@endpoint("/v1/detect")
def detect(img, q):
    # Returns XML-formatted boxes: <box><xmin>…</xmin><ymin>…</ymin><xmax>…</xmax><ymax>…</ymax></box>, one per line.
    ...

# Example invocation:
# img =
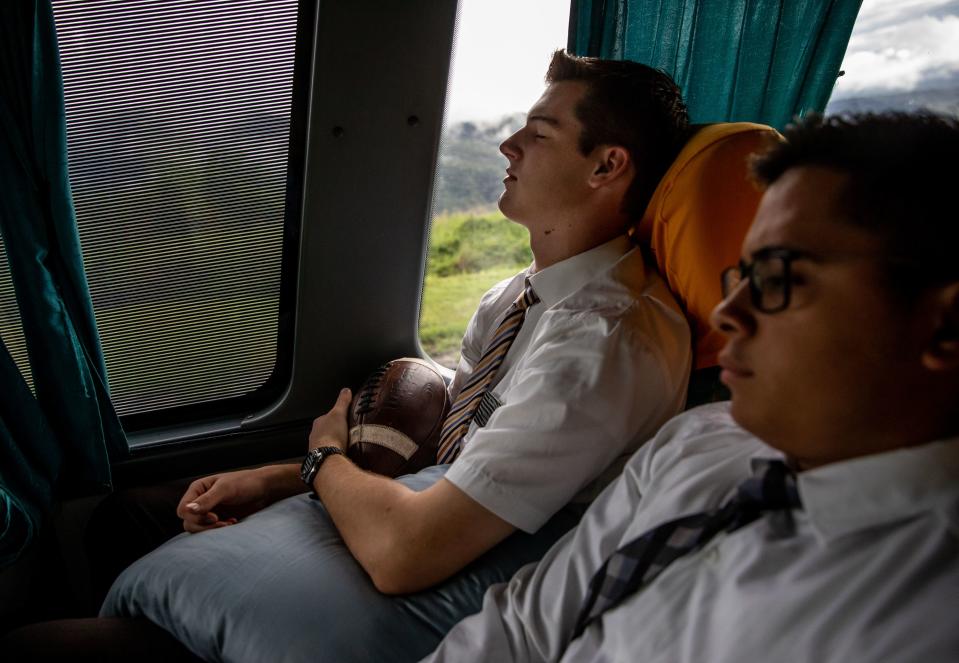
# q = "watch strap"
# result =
<box><xmin>301</xmin><ymin>446</ymin><xmax>344</xmax><ymax>489</ymax></box>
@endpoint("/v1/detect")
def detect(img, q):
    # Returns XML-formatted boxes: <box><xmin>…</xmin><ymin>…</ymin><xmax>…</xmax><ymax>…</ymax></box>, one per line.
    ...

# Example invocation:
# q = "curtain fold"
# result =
<box><xmin>569</xmin><ymin>0</ymin><xmax>863</xmax><ymax>129</ymax></box>
<box><xmin>0</xmin><ymin>0</ymin><xmax>126</xmax><ymax>567</ymax></box>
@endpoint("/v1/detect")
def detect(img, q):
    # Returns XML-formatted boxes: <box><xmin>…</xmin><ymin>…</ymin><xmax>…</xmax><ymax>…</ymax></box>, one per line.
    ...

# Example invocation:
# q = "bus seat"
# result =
<box><xmin>634</xmin><ymin>122</ymin><xmax>781</xmax><ymax>406</ymax></box>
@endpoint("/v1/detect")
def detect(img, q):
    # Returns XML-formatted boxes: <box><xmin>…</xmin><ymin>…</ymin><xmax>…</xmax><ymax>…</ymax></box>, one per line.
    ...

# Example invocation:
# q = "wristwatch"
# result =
<box><xmin>300</xmin><ymin>446</ymin><xmax>344</xmax><ymax>489</ymax></box>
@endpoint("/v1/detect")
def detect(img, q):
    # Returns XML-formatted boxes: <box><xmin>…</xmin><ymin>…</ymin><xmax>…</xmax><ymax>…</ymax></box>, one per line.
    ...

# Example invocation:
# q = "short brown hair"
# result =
<box><xmin>546</xmin><ymin>50</ymin><xmax>689</xmax><ymax>221</ymax></box>
<box><xmin>752</xmin><ymin>112</ymin><xmax>959</xmax><ymax>293</ymax></box>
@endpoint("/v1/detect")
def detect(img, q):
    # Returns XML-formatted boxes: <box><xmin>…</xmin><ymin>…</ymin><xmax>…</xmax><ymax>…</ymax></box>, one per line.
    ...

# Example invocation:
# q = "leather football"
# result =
<box><xmin>347</xmin><ymin>357</ymin><xmax>451</xmax><ymax>478</ymax></box>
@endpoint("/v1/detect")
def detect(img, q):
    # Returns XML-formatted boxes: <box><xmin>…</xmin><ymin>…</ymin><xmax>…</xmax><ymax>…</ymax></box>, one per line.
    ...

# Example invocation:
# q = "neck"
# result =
<box><xmin>527</xmin><ymin>212</ymin><xmax>626</xmax><ymax>271</ymax></box>
<box><xmin>784</xmin><ymin>412</ymin><xmax>957</xmax><ymax>472</ymax></box>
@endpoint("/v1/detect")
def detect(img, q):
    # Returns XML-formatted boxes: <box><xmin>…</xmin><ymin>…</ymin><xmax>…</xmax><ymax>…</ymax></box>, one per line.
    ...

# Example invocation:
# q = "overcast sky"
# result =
<box><xmin>831</xmin><ymin>0</ymin><xmax>959</xmax><ymax>99</ymax></box>
<box><xmin>445</xmin><ymin>0</ymin><xmax>959</xmax><ymax>122</ymax></box>
<box><xmin>444</xmin><ymin>0</ymin><xmax>569</xmax><ymax>122</ymax></box>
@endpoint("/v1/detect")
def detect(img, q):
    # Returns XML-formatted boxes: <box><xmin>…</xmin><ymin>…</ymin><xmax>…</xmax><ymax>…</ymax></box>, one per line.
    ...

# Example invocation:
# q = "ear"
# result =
<box><xmin>921</xmin><ymin>282</ymin><xmax>959</xmax><ymax>372</ymax></box>
<box><xmin>588</xmin><ymin>146</ymin><xmax>632</xmax><ymax>189</ymax></box>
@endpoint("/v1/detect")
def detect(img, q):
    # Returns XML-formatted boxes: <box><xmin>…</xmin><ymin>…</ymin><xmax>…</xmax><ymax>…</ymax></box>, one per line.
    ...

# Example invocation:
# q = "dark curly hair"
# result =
<box><xmin>752</xmin><ymin>112</ymin><xmax>959</xmax><ymax>291</ymax></box>
<box><xmin>546</xmin><ymin>50</ymin><xmax>689</xmax><ymax>223</ymax></box>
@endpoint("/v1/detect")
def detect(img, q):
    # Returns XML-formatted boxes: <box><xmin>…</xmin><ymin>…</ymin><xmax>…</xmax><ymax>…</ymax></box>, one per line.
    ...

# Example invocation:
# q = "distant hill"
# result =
<box><xmin>431</xmin><ymin>113</ymin><xmax>524</xmax><ymax>214</ymax></box>
<box><xmin>826</xmin><ymin>85</ymin><xmax>959</xmax><ymax>116</ymax></box>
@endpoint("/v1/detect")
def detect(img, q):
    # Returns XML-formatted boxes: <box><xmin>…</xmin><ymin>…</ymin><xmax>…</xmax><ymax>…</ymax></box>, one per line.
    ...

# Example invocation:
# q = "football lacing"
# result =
<box><xmin>356</xmin><ymin>362</ymin><xmax>391</xmax><ymax>415</ymax></box>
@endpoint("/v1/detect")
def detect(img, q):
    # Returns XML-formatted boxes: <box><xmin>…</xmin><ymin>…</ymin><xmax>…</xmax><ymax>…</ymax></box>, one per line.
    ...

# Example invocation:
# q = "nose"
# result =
<box><xmin>710</xmin><ymin>278</ymin><xmax>755</xmax><ymax>338</ymax></box>
<box><xmin>500</xmin><ymin>130</ymin><xmax>521</xmax><ymax>160</ymax></box>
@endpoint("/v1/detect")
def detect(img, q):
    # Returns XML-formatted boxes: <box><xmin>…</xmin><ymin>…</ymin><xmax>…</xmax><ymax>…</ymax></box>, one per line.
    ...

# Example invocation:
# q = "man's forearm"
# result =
<box><xmin>312</xmin><ymin>455</ymin><xmax>423</xmax><ymax>592</ymax></box>
<box><xmin>261</xmin><ymin>463</ymin><xmax>311</xmax><ymax>502</ymax></box>
<box><xmin>312</xmin><ymin>455</ymin><xmax>515</xmax><ymax>594</ymax></box>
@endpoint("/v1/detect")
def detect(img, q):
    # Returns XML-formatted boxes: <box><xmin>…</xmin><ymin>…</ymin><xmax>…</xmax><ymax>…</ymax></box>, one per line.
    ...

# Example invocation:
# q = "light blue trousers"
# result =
<box><xmin>102</xmin><ymin>465</ymin><xmax>582</xmax><ymax>663</ymax></box>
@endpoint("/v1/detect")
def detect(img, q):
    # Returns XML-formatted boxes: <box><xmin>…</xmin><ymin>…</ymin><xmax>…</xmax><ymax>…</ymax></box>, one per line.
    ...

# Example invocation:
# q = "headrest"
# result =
<box><xmin>635</xmin><ymin>122</ymin><xmax>780</xmax><ymax>370</ymax></box>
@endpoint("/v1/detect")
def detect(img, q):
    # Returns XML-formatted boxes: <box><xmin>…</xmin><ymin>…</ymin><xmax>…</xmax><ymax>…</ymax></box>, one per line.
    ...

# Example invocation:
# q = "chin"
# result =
<box><xmin>497</xmin><ymin>194</ymin><xmax>516</xmax><ymax>219</ymax></box>
<box><xmin>728</xmin><ymin>397</ymin><xmax>766</xmax><ymax>440</ymax></box>
<box><xmin>498</xmin><ymin>200</ymin><xmax>531</xmax><ymax>228</ymax></box>
<box><xmin>729</xmin><ymin>398</ymin><xmax>792</xmax><ymax>457</ymax></box>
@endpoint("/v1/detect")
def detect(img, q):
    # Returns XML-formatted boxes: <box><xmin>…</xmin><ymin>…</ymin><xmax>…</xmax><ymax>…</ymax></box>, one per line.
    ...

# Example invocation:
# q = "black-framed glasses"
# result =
<box><xmin>720</xmin><ymin>248</ymin><xmax>799</xmax><ymax>314</ymax></box>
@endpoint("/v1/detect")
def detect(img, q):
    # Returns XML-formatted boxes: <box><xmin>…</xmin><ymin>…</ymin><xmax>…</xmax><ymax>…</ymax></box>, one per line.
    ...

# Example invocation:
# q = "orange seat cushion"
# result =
<box><xmin>636</xmin><ymin>123</ymin><xmax>781</xmax><ymax>369</ymax></box>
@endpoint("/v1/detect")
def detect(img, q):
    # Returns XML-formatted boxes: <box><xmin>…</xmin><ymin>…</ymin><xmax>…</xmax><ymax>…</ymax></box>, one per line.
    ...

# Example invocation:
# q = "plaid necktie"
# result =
<box><xmin>572</xmin><ymin>460</ymin><xmax>801</xmax><ymax>641</ymax></box>
<box><xmin>436</xmin><ymin>279</ymin><xmax>539</xmax><ymax>463</ymax></box>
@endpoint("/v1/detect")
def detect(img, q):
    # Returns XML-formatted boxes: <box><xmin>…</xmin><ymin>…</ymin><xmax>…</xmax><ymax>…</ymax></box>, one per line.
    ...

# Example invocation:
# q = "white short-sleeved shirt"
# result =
<box><xmin>424</xmin><ymin>403</ymin><xmax>959</xmax><ymax>663</ymax></box>
<box><xmin>444</xmin><ymin>235</ymin><xmax>691</xmax><ymax>533</ymax></box>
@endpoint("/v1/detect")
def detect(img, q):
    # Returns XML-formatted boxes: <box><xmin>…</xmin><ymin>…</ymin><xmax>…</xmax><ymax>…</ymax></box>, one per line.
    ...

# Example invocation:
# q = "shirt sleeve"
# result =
<box><xmin>422</xmin><ymin>449</ymin><xmax>647</xmax><ymax>663</ymax></box>
<box><xmin>444</xmin><ymin>305</ymin><xmax>683</xmax><ymax>533</ymax></box>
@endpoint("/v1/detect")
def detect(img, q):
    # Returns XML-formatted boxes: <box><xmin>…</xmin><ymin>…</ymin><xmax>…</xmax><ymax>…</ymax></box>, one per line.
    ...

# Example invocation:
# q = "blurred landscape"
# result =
<box><xmin>826</xmin><ymin>81</ymin><xmax>959</xmax><ymax>116</ymax></box>
<box><xmin>421</xmin><ymin>113</ymin><xmax>529</xmax><ymax>367</ymax></box>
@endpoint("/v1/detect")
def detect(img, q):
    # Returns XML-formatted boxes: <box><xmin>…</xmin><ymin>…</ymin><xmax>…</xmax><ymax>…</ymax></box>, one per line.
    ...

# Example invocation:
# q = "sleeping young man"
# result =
<box><xmin>422</xmin><ymin>112</ymin><xmax>959</xmax><ymax>663</ymax></box>
<box><xmin>5</xmin><ymin>51</ymin><xmax>694</xmax><ymax>661</ymax></box>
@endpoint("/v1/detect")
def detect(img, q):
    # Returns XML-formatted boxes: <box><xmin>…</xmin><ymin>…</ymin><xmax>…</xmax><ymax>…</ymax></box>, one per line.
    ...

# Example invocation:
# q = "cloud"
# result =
<box><xmin>832</xmin><ymin>0</ymin><xmax>959</xmax><ymax>98</ymax></box>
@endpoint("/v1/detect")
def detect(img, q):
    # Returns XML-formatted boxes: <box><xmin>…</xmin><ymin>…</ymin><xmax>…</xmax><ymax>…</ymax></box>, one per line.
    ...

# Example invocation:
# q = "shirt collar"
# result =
<box><xmin>793</xmin><ymin>438</ymin><xmax>959</xmax><ymax>542</ymax></box>
<box><xmin>527</xmin><ymin>235</ymin><xmax>633</xmax><ymax>308</ymax></box>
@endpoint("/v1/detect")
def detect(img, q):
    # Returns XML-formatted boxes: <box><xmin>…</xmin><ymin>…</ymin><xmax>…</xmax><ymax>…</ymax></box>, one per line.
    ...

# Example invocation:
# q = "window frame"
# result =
<box><xmin>51</xmin><ymin>0</ymin><xmax>318</xmax><ymax>435</ymax></box>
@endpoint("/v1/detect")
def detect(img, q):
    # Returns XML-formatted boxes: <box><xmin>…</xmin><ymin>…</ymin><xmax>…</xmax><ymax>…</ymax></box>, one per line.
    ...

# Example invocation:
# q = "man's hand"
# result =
<box><xmin>176</xmin><ymin>388</ymin><xmax>353</xmax><ymax>535</ymax></box>
<box><xmin>177</xmin><ymin>468</ymin><xmax>277</xmax><ymax>533</ymax></box>
<box><xmin>309</xmin><ymin>388</ymin><xmax>352</xmax><ymax>454</ymax></box>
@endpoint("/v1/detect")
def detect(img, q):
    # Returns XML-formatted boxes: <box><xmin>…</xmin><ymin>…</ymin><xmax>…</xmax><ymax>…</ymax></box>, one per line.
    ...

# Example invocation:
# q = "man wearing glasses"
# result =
<box><xmin>422</xmin><ymin>112</ymin><xmax>959</xmax><ymax>662</ymax></box>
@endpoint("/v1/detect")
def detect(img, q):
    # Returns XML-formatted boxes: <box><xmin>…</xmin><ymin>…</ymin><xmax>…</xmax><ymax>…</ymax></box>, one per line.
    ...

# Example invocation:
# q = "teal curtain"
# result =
<box><xmin>0</xmin><ymin>0</ymin><xmax>126</xmax><ymax>567</ymax></box>
<box><xmin>569</xmin><ymin>0</ymin><xmax>863</xmax><ymax>129</ymax></box>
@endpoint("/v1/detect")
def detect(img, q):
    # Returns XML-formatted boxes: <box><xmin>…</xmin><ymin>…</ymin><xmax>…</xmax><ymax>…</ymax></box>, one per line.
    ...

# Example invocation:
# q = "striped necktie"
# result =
<box><xmin>436</xmin><ymin>279</ymin><xmax>539</xmax><ymax>463</ymax></box>
<box><xmin>571</xmin><ymin>460</ymin><xmax>801</xmax><ymax>641</ymax></box>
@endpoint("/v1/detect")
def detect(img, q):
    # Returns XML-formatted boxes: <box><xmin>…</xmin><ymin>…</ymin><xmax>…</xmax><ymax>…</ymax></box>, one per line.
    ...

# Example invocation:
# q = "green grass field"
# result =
<box><xmin>420</xmin><ymin>265</ymin><xmax>520</xmax><ymax>366</ymax></box>
<box><xmin>419</xmin><ymin>210</ymin><xmax>530</xmax><ymax>367</ymax></box>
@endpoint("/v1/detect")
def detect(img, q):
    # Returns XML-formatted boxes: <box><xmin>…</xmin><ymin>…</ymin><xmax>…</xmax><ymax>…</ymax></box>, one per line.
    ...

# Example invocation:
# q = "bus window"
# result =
<box><xmin>48</xmin><ymin>0</ymin><xmax>313</xmax><ymax>431</ymax></box>
<box><xmin>825</xmin><ymin>0</ymin><xmax>959</xmax><ymax>115</ymax></box>
<box><xmin>419</xmin><ymin>0</ymin><xmax>569</xmax><ymax>369</ymax></box>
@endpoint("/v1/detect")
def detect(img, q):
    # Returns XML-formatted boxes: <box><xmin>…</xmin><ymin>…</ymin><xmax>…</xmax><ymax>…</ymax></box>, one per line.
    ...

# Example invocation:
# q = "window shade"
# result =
<box><xmin>48</xmin><ymin>0</ymin><xmax>303</xmax><ymax>419</ymax></box>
